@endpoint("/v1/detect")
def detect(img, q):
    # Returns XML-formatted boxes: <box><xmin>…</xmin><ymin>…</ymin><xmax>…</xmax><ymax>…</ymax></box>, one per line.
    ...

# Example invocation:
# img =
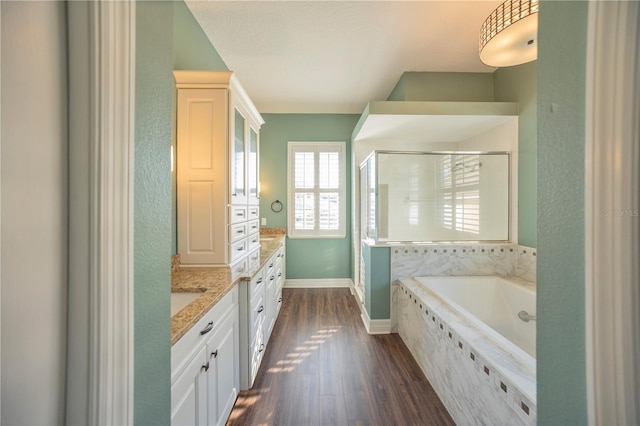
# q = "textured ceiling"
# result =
<box><xmin>185</xmin><ymin>1</ymin><xmax>502</xmax><ymax>113</ymax></box>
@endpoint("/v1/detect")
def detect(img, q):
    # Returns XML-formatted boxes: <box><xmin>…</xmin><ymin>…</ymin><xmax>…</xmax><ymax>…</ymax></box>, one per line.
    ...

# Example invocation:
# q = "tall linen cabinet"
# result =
<box><xmin>174</xmin><ymin>71</ymin><xmax>264</xmax><ymax>269</ymax></box>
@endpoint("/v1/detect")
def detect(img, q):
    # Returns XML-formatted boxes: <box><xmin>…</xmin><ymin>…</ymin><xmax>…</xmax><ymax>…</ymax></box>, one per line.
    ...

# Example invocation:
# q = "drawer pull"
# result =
<box><xmin>237</xmin><ymin>246</ymin><xmax>244</xmax><ymax>252</ymax></box>
<box><xmin>211</xmin><ymin>350</ymin><xmax>218</xmax><ymax>359</ymax></box>
<box><xmin>278</xmin><ymin>272</ymin><xmax>282</xmax><ymax>277</ymax></box>
<box><xmin>236</xmin><ymin>212</ymin><xmax>244</xmax><ymax>217</ymax></box>
<box><xmin>256</xmin><ymin>277</ymin><xmax>263</xmax><ymax>284</ymax></box>
<box><xmin>278</xmin><ymin>297</ymin><xmax>282</xmax><ymax>303</ymax></box>
<box><xmin>236</xmin><ymin>229</ymin><xmax>245</xmax><ymax>234</ymax></box>
<box><xmin>269</xmin><ymin>263</ymin><xmax>274</xmax><ymax>268</ymax></box>
<box><xmin>259</xmin><ymin>344</ymin><xmax>265</xmax><ymax>353</ymax></box>
<box><xmin>200</xmin><ymin>321</ymin><xmax>214</xmax><ymax>335</ymax></box>
<box><xmin>257</xmin><ymin>305</ymin><xmax>264</xmax><ymax>313</ymax></box>
<box><xmin>201</xmin><ymin>362</ymin><xmax>210</xmax><ymax>372</ymax></box>
<box><xmin>270</xmin><ymin>276</ymin><xmax>275</xmax><ymax>281</ymax></box>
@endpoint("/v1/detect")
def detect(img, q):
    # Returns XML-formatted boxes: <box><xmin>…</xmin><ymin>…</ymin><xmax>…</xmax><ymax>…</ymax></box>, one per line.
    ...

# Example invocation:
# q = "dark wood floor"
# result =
<box><xmin>227</xmin><ymin>288</ymin><xmax>454</xmax><ymax>426</ymax></box>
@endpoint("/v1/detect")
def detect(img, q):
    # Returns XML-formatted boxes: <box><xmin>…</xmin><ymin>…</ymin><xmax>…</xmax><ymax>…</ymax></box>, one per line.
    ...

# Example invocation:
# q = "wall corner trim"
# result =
<box><xmin>67</xmin><ymin>1</ymin><xmax>136</xmax><ymax>424</ymax></box>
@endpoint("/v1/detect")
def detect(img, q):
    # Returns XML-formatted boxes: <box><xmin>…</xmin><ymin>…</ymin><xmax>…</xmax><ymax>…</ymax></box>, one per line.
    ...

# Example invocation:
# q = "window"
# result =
<box><xmin>287</xmin><ymin>141</ymin><xmax>346</xmax><ymax>238</ymax></box>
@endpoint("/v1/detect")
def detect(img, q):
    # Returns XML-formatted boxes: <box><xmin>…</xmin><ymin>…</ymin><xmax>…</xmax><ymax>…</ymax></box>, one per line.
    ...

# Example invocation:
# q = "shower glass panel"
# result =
<box><xmin>361</xmin><ymin>151</ymin><xmax>509</xmax><ymax>242</ymax></box>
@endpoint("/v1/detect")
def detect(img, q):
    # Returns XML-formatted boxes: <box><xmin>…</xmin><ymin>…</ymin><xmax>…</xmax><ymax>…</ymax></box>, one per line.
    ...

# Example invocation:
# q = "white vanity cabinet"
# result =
<box><xmin>171</xmin><ymin>288</ymin><xmax>239</xmax><ymax>426</ymax></box>
<box><xmin>175</xmin><ymin>71</ymin><xmax>264</xmax><ymax>266</ymax></box>
<box><xmin>238</xmin><ymin>240</ymin><xmax>286</xmax><ymax>389</ymax></box>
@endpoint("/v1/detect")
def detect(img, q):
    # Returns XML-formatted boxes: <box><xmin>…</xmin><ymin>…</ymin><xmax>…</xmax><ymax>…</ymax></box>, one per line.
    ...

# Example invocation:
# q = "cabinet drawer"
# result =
<box><xmin>248</xmin><ymin>233</ymin><xmax>260</xmax><ymax>252</ymax></box>
<box><xmin>275</xmin><ymin>265</ymin><xmax>284</xmax><ymax>290</ymax></box>
<box><xmin>229</xmin><ymin>206</ymin><xmax>248</xmax><ymax>224</ymax></box>
<box><xmin>229</xmin><ymin>222</ymin><xmax>248</xmax><ymax>243</ymax></box>
<box><xmin>247</xmin><ymin>248</ymin><xmax>260</xmax><ymax>272</ymax></box>
<box><xmin>247</xmin><ymin>206</ymin><xmax>259</xmax><ymax>220</ymax></box>
<box><xmin>230</xmin><ymin>257</ymin><xmax>248</xmax><ymax>278</ymax></box>
<box><xmin>247</xmin><ymin>219</ymin><xmax>259</xmax><ymax>236</ymax></box>
<box><xmin>248</xmin><ymin>269</ymin><xmax>265</xmax><ymax>301</ymax></box>
<box><xmin>229</xmin><ymin>238</ymin><xmax>248</xmax><ymax>263</ymax></box>
<box><xmin>172</xmin><ymin>287</ymin><xmax>237</xmax><ymax>382</ymax></box>
<box><xmin>265</xmin><ymin>257</ymin><xmax>275</xmax><ymax>280</ymax></box>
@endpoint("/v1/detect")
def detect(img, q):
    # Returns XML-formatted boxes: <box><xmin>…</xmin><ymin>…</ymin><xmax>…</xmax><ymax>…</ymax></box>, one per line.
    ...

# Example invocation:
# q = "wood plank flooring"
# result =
<box><xmin>227</xmin><ymin>288</ymin><xmax>454</xmax><ymax>426</ymax></box>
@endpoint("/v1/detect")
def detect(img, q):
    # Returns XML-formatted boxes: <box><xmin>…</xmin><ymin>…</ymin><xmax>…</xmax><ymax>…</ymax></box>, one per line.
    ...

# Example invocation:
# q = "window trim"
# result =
<box><xmin>287</xmin><ymin>141</ymin><xmax>346</xmax><ymax>239</ymax></box>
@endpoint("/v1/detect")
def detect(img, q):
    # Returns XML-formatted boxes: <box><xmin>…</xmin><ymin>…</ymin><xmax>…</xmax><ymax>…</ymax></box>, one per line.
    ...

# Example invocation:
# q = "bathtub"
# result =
<box><xmin>414</xmin><ymin>275</ymin><xmax>536</xmax><ymax>358</ymax></box>
<box><xmin>396</xmin><ymin>275</ymin><xmax>537</xmax><ymax>425</ymax></box>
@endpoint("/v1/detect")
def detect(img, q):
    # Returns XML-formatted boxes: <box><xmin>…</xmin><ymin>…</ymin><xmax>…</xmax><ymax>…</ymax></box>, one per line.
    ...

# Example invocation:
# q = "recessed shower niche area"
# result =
<box><xmin>352</xmin><ymin>100</ymin><xmax>539</xmax><ymax>425</ymax></box>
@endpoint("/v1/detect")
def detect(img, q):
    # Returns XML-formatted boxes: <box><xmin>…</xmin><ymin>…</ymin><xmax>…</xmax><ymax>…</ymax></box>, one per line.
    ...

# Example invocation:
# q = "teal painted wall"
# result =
<box><xmin>386</xmin><ymin>72</ymin><xmax>494</xmax><ymax>102</ymax></box>
<box><xmin>386</xmin><ymin>73</ymin><xmax>406</xmax><ymax>101</ymax></box>
<box><xmin>136</xmin><ymin>0</ymin><xmax>230</xmax><ymax>422</ymax></box>
<box><xmin>537</xmin><ymin>1</ymin><xmax>588</xmax><ymax>424</ymax></box>
<box><xmin>173</xmin><ymin>0</ymin><xmax>228</xmax><ymax>71</ymax></box>
<box><xmin>259</xmin><ymin>114</ymin><xmax>360</xmax><ymax>279</ymax></box>
<box><xmin>135</xmin><ymin>1</ymin><xmax>174</xmax><ymax>424</ymax></box>
<box><xmin>171</xmin><ymin>0</ymin><xmax>228</xmax><ymax>254</ymax></box>
<box><xmin>493</xmin><ymin>62</ymin><xmax>537</xmax><ymax>247</ymax></box>
<box><xmin>362</xmin><ymin>244</ymin><xmax>391</xmax><ymax>320</ymax></box>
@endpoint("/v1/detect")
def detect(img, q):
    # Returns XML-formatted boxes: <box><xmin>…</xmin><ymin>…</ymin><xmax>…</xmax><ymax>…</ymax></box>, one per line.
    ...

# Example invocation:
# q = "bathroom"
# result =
<box><xmin>2</xmin><ymin>1</ymin><xmax>638</xmax><ymax>425</ymax></box>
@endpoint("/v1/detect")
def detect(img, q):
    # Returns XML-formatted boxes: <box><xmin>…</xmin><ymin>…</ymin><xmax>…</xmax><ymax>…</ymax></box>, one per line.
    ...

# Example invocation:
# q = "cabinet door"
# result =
<box><xmin>177</xmin><ymin>88</ymin><xmax>228</xmax><ymax>265</ymax></box>
<box><xmin>207</xmin><ymin>310</ymin><xmax>239</xmax><ymax>426</ymax></box>
<box><xmin>171</xmin><ymin>346</ymin><xmax>208</xmax><ymax>426</ymax></box>
<box><xmin>231</xmin><ymin>109</ymin><xmax>247</xmax><ymax>204</ymax></box>
<box><xmin>247</xmin><ymin>127</ymin><xmax>260</xmax><ymax>205</ymax></box>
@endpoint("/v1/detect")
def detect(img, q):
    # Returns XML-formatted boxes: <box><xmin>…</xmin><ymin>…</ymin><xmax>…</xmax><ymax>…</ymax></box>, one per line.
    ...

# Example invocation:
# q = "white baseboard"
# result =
<box><xmin>360</xmin><ymin>308</ymin><xmax>391</xmax><ymax>335</ymax></box>
<box><xmin>284</xmin><ymin>278</ymin><xmax>352</xmax><ymax>288</ymax></box>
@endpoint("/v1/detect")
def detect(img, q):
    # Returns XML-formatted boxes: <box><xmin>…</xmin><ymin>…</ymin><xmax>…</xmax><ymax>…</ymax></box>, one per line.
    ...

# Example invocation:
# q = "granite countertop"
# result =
<box><xmin>170</xmin><ymin>228</ymin><xmax>286</xmax><ymax>345</ymax></box>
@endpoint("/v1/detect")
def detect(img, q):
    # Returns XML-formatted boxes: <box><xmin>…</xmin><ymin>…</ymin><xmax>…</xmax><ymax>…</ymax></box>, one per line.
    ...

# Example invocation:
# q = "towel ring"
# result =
<box><xmin>271</xmin><ymin>200</ymin><xmax>283</xmax><ymax>213</ymax></box>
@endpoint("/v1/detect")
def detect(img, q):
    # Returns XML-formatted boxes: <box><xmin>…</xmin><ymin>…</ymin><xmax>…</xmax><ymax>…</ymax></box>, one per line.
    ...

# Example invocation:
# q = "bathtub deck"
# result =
<box><xmin>227</xmin><ymin>288</ymin><xmax>454</xmax><ymax>426</ymax></box>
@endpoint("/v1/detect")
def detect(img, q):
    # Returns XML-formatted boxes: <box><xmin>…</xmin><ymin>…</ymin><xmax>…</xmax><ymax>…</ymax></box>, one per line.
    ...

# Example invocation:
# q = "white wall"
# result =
<box><xmin>1</xmin><ymin>2</ymin><xmax>68</xmax><ymax>424</ymax></box>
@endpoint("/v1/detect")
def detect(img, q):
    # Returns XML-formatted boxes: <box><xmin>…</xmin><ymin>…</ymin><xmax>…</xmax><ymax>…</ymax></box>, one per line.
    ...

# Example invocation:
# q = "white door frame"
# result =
<box><xmin>585</xmin><ymin>1</ymin><xmax>640</xmax><ymax>424</ymax></box>
<box><xmin>66</xmin><ymin>1</ymin><xmax>136</xmax><ymax>424</ymax></box>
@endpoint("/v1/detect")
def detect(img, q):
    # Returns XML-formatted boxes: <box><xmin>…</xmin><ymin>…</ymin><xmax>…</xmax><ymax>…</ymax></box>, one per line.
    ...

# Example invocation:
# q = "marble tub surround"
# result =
<box><xmin>171</xmin><ymin>232</ymin><xmax>286</xmax><ymax>345</ymax></box>
<box><xmin>390</xmin><ymin>243</ymin><xmax>517</xmax><ymax>280</ymax></box>
<box><xmin>397</xmin><ymin>277</ymin><xmax>536</xmax><ymax>425</ymax></box>
<box><xmin>516</xmin><ymin>245</ymin><xmax>536</xmax><ymax>283</ymax></box>
<box><xmin>390</xmin><ymin>242</ymin><xmax>537</xmax><ymax>284</ymax></box>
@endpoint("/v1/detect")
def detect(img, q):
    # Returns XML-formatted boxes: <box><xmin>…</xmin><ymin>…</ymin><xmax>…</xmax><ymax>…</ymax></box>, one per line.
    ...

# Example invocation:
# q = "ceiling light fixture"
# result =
<box><xmin>479</xmin><ymin>0</ymin><xmax>539</xmax><ymax>67</ymax></box>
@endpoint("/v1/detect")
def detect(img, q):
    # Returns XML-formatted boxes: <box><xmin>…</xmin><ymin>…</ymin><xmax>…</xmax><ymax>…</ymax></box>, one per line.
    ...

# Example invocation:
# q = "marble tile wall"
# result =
<box><xmin>397</xmin><ymin>279</ymin><xmax>536</xmax><ymax>425</ymax></box>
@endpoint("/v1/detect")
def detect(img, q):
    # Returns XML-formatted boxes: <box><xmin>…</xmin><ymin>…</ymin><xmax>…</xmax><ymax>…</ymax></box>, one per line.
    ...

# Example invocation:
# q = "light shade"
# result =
<box><xmin>479</xmin><ymin>0</ymin><xmax>539</xmax><ymax>67</ymax></box>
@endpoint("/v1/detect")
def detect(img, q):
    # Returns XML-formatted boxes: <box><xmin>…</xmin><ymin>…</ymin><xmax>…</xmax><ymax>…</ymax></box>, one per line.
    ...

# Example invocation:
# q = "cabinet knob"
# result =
<box><xmin>210</xmin><ymin>350</ymin><xmax>218</xmax><ymax>359</ymax></box>
<box><xmin>200</xmin><ymin>321</ymin><xmax>214</xmax><ymax>335</ymax></box>
<box><xmin>201</xmin><ymin>362</ymin><xmax>210</xmax><ymax>372</ymax></box>
<box><xmin>257</xmin><ymin>305</ymin><xmax>264</xmax><ymax>313</ymax></box>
